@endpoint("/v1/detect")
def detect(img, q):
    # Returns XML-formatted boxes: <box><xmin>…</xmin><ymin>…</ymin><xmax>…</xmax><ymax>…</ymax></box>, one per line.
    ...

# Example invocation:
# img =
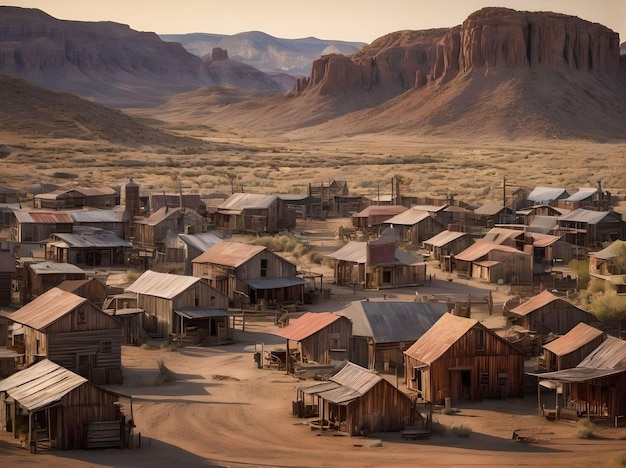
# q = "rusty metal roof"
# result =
<box><xmin>15</xmin><ymin>210</ymin><xmax>73</xmax><ymax>224</ymax></box>
<box><xmin>454</xmin><ymin>241</ymin><xmax>525</xmax><ymax>262</ymax></box>
<box><xmin>9</xmin><ymin>287</ymin><xmax>86</xmax><ymax>330</ymax></box>
<box><xmin>337</xmin><ymin>300</ymin><xmax>446</xmax><ymax>343</ymax></box>
<box><xmin>192</xmin><ymin>241</ymin><xmax>266</xmax><ymax>267</ymax></box>
<box><xmin>126</xmin><ymin>270</ymin><xmax>202</xmax><ymax>299</ymax></box>
<box><xmin>509</xmin><ymin>290</ymin><xmax>565</xmax><ymax>317</ymax></box>
<box><xmin>0</xmin><ymin>359</ymin><xmax>87</xmax><ymax>411</ymax></box>
<box><xmin>543</xmin><ymin>323</ymin><xmax>605</xmax><ymax>356</ymax></box>
<box><xmin>404</xmin><ymin>313</ymin><xmax>478</xmax><ymax>365</ymax></box>
<box><xmin>51</xmin><ymin>229</ymin><xmax>131</xmax><ymax>248</ymax></box>
<box><xmin>423</xmin><ymin>230</ymin><xmax>467</xmax><ymax>247</ymax></box>
<box><xmin>382</xmin><ymin>209</ymin><xmax>430</xmax><ymax>226</ymax></box>
<box><xmin>276</xmin><ymin>312</ymin><xmax>344</xmax><ymax>341</ymax></box>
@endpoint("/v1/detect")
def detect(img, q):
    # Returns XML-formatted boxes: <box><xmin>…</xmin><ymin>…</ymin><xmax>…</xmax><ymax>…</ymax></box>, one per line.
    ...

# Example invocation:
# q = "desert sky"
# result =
<box><xmin>3</xmin><ymin>0</ymin><xmax>625</xmax><ymax>43</ymax></box>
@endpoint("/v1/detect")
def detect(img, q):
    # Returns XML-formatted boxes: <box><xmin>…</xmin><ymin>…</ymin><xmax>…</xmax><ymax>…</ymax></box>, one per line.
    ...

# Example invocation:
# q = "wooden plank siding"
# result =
<box><xmin>544</xmin><ymin>335</ymin><xmax>606</xmax><ymax>372</ymax></box>
<box><xmin>515</xmin><ymin>304</ymin><xmax>594</xmax><ymax>336</ymax></box>
<box><xmin>405</xmin><ymin>326</ymin><xmax>524</xmax><ymax>404</ymax></box>
<box><xmin>567</xmin><ymin>373</ymin><xmax>626</xmax><ymax>418</ymax></box>
<box><xmin>298</xmin><ymin>317</ymin><xmax>352</xmax><ymax>365</ymax></box>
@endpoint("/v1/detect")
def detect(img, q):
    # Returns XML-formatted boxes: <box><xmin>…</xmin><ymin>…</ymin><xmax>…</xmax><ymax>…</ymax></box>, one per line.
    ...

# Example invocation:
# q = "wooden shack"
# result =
<box><xmin>404</xmin><ymin>313</ymin><xmax>524</xmax><ymax>404</ymax></box>
<box><xmin>57</xmin><ymin>278</ymin><xmax>109</xmax><ymax>308</ymax></box>
<box><xmin>295</xmin><ymin>362</ymin><xmax>416</xmax><ymax>435</ymax></box>
<box><xmin>542</xmin><ymin>323</ymin><xmax>606</xmax><ymax>372</ymax></box>
<box><xmin>454</xmin><ymin>241</ymin><xmax>532</xmax><ymax>284</ymax></box>
<box><xmin>381</xmin><ymin>207</ymin><xmax>446</xmax><ymax>247</ymax></box>
<box><xmin>125</xmin><ymin>270</ymin><xmax>228</xmax><ymax>340</ymax></box>
<box><xmin>337</xmin><ymin>300</ymin><xmax>446</xmax><ymax>374</ymax></box>
<box><xmin>351</xmin><ymin>205</ymin><xmax>407</xmax><ymax>233</ymax></box>
<box><xmin>507</xmin><ymin>290</ymin><xmax>595</xmax><ymax>336</ymax></box>
<box><xmin>423</xmin><ymin>230</ymin><xmax>473</xmax><ymax>265</ymax></box>
<box><xmin>214</xmin><ymin>193</ymin><xmax>280</xmax><ymax>234</ymax></box>
<box><xmin>0</xmin><ymin>359</ymin><xmax>130</xmax><ymax>450</ymax></box>
<box><xmin>10</xmin><ymin>210</ymin><xmax>74</xmax><ymax>243</ymax></box>
<box><xmin>589</xmin><ymin>240</ymin><xmax>626</xmax><ymax>293</ymax></box>
<box><xmin>276</xmin><ymin>312</ymin><xmax>352</xmax><ymax>377</ymax></box>
<box><xmin>7</xmin><ymin>287</ymin><xmax>123</xmax><ymax>384</ymax></box>
<box><xmin>192</xmin><ymin>241</ymin><xmax>304</xmax><ymax>306</ymax></box>
<box><xmin>27</xmin><ymin>261</ymin><xmax>86</xmax><ymax>300</ymax></box>
<box><xmin>44</xmin><ymin>227</ymin><xmax>130</xmax><ymax>267</ymax></box>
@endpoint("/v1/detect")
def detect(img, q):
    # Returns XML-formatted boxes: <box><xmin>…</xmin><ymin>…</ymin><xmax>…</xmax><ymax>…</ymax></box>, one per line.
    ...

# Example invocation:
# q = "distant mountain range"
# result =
<box><xmin>160</xmin><ymin>31</ymin><xmax>365</xmax><ymax>76</ymax></box>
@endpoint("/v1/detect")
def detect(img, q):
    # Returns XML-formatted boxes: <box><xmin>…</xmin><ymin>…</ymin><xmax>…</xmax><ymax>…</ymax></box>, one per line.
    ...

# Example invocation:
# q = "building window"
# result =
<box><xmin>260</xmin><ymin>259</ymin><xmax>268</xmax><ymax>277</ymax></box>
<box><xmin>476</xmin><ymin>329</ymin><xmax>485</xmax><ymax>351</ymax></box>
<box><xmin>77</xmin><ymin>310</ymin><xmax>86</xmax><ymax>324</ymax></box>
<box><xmin>413</xmin><ymin>368</ymin><xmax>423</xmax><ymax>394</ymax></box>
<box><xmin>100</xmin><ymin>341</ymin><xmax>112</xmax><ymax>353</ymax></box>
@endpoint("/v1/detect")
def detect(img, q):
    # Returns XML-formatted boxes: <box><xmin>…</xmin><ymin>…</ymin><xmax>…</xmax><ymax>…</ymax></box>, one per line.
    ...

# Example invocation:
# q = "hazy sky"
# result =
<box><xmin>4</xmin><ymin>1</ymin><xmax>625</xmax><ymax>43</ymax></box>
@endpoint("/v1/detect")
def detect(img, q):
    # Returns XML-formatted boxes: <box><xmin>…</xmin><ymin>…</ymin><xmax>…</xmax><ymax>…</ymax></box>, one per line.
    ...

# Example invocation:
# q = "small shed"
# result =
<box><xmin>589</xmin><ymin>240</ymin><xmax>626</xmax><ymax>293</ymax></box>
<box><xmin>542</xmin><ymin>323</ymin><xmax>606</xmax><ymax>372</ymax></box>
<box><xmin>276</xmin><ymin>312</ymin><xmax>352</xmax><ymax>377</ymax></box>
<box><xmin>43</xmin><ymin>227</ymin><xmax>131</xmax><ymax>267</ymax></box>
<box><xmin>173</xmin><ymin>307</ymin><xmax>231</xmax><ymax>345</ymax></box>
<box><xmin>27</xmin><ymin>261</ymin><xmax>86</xmax><ymax>299</ymax></box>
<box><xmin>57</xmin><ymin>278</ymin><xmax>109</xmax><ymax>308</ymax></box>
<box><xmin>7</xmin><ymin>287</ymin><xmax>123</xmax><ymax>384</ymax></box>
<box><xmin>454</xmin><ymin>241</ymin><xmax>532</xmax><ymax>284</ymax></box>
<box><xmin>404</xmin><ymin>313</ymin><xmax>524</xmax><ymax>404</ymax></box>
<box><xmin>507</xmin><ymin>290</ymin><xmax>595</xmax><ymax>336</ymax></box>
<box><xmin>337</xmin><ymin>300</ymin><xmax>447</xmax><ymax>373</ymax></box>
<box><xmin>214</xmin><ymin>193</ymin><xmax>280</xmax><ymax>234</ymax></box>
<box><xmin>351</xmin><ymin>205</ymin><xmax>407</xmax><ymax>233</ymax></box>
<box><xmin>423</xmin><ymin>230</ymin><xmax>473</xmax><ymax>265</ymax></box>
<box><xmin>295</xmin><ymin>362</ymin><xmax>417</xmax><ymax>435</ymax></box>
<box><xmin>0</xmin><ymin>359</ymin><xmax>130</xmax><ymax>450</ymax></box>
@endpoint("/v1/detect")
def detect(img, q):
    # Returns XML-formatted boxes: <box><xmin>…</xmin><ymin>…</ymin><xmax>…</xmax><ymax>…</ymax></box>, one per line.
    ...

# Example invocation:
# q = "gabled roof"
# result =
<box><xmin>563</xmin><ymin>188</ymin><xmax>597</xmax><ymax>202</ymax></box>
<box><xmin>423</xmin><ymin>230</ymin><xmax>467</xmax><ymax>247</ymax></box>
<box><xmin>382</xmin><ymin>209</ymin><xmax>430</xmax><ymax>226</ymax></box>
<box><xmin>482</xmin><ymin>227</ymin><xmax>522</xmax><ymax>244</ymax></box>
<box><xmin>30</xmin><ymin>261</ymin><xmax>85</xmax><ymax>275</ymax></box>
<box><xmin>454</xmin><ymin>241</ymin><xmax>526</xmax><ymax>262</ymax></box>
<box><xmin>509</xmin><ymin>290</ymin><xmax>581</xmax><ymax>317</ymax></box>
<box><xmin>411</xmin><ymin>205</ymin><xmax>448</xmax><ymax>213</ymax></box>
<box><xmin>527</xmin><ymin>187</ymin><xmax>568</xmax><ymax>203</ymax></box>
<box><xmin>0</xmin><ymin>359</ymin><xmax>87</xmax><ymax>411</ymax></box>
<box><xmin>135</xmin><ymin>206</ymin><xmax>181</xmax><ymax>226</ymax></box>
<box><xmin>474</xmin><ymin>203</ymin><xmax>511</xmax><ymax>216</ymax></box>
<box><xmin>276</xmin><ymin>312</ymin><xmax>345</xmax><ymax>341</ymax></box>
<box><xmin>337</xmin><ymin>301</ymin><xmax>447</xmax><ymax>343</ymax></box>
<box><xmin>218</xmin><ymin>193</ymin><xmax>278</xmax><ymax>211</ymax></box>
<box><xmin>9</xmin><ymin>287</ymin><xmax>86</xmax><ymax>330</ymax></box>
<box><xmin>404</xmin><ymin>313</ymin><xmax>478</xmax><ymax>365</ymax></box>
<box><xmin>325</xmin><ymin>241</ymin><xmax>366</xmax><ymax>263</ymax></box>
<box><xmin>126</xmin><ymin>270</ymin><xmax>202</xmax><ymax>299</ymax></box>
<box><xmin>559</xmin><ymin>209</ymin><xmax>618</xmax><ymax>225</ymax></box>
<box><xmin>543</xmin><ymin>323</ymin><xmax>605</xmax><ymax>356</ymax></box>
<box><xmin>192</xmin><ymin>241</ymin><xmax>266</xmax><ymax>267</ymax></box>
<box><xmin>353</xmin><ymin>205</ymin><xmax>407</xmax><ymax>218</ymax></box>
<box><xmin>13</xmin><ymin>210</ymin><xmax>73</xmax><ymax>224</ymax></box>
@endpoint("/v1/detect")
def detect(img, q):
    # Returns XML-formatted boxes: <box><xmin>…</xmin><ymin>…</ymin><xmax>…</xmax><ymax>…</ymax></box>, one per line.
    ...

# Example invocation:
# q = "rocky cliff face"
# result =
<box><xmin>296</xmin><ymin>7</ymin><xmax>621</xmax><ymax>96</ymax></box>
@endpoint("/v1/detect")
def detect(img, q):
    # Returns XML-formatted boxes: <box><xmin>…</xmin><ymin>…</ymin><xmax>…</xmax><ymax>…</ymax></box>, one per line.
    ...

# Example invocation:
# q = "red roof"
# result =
<box><xmin>276</xmin><ymin>312</ymin><xmax>342</xmax><ymax>341</ymax></box>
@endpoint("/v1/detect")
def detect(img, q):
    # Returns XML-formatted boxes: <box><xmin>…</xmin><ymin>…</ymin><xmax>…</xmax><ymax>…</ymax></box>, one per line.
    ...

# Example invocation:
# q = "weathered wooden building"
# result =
<box><xmin>0</xmin><ymin>251</ymin><xmax>16</xmax><ymax>306</ymax></box>
<box><xmin>125</xmin><ymin>270</ymin><xmax>228</xmax><ymax>339</ymax></box>
<box><xmin>57</xmin><ymin>278</ymin><xmax>109</xmax><ymax>308</ymax></box>
<box><xmin>507</xmin><ymin>290</ymin><xmax>595</xmax><ymax>336</ymax></box>
<box><xmin>27</xmin><ymin>261</ymin><xmax>86</xmax><ymax>300</ymax></box>
<box><xmin>404</xmin><ymin>313</ymin><xmax>525</xmax><ymax>404</ymax></box>
<box><xmin>556</xmin><ymin>208</ymin><xmax>624</xmax><ymax>251</ymax></box>
<box><xmin>380</xmin><ymin>207</ymin><xmax>446</xmax><ymax>248</ymax></box>
<box><xmin>295</xmin><ymin>362</ymin><xmax>416</xmax><ymax>435</ymax></box>
<box><xmin>175</xmin><ymin>231</ymin><xmax>223</xmax><ymax>274</ymax></box>
<box><xmin>7</xmin><ymin>287</ymin><xmax>123</xmax><ymax>384</ymax></box>
<box><xmin>531</xmin><ymin>336</ymin><xmax>626</xmax><ymax>422</ymax></box>
<box><xmin>337</xmin><ymin>300</ymin><xmax>446</xmax><ymax>373</ymax></box>
<box><xmin>43</xmin><ymin>227</ymin><xmax>131</xmax><ymax>267</ymax></box>
<box><xmin>474</xmin><ymin>203</ymin><xmax>515</xmax><ymax>227</ymax></box>
<box><xmin>276</xmin><ymin>312</ymin><xmax>352</xmax><ymax>376</ymax></box>
<box><xmin>10</xmin><ymin>210</ymin><xmax>73</xmax><ymax>242</ymax></box>
<box><xmin>453</xmin><ymin>241</ymin><xmax>532</xmax><ymax>284</ymax></box>
<box><xmin>214</xmin><ymin>193</ymin><xmax>280</xmax><ymax>234</ymax></box>
<box><xmin>542</xmin><ymin>323</ymin><xmax>606</xmax><ymax>372</ymax></box>
<box><xmin>351</xmin><ymin>205</ymin><xmax>407</xmax><ymax>234</ymax></box>
<box><xmin>423</xmin><ymin>230</ymin><xmax>473</xmax><ymax>266</ymax></box>
<box><xmin>526</xmin><ymin>187</ymin><xmax>569</xmax><ymax>207</ymax></box>
<box><xmin>325</xmin><ymin>228</ymin><xmax>427</xmax><ymax>289</ymax></box>
<box><xmin>33</xmin><ymin>187</ymin><xmax>117</xmax><ymax>210</ymax></box>
<box><xmin>589</xmin><ymin>240</ymin><xmax>626</xmax><ymax>293</ymax></box>
<box><xmin>0</xmin><ymin>359</ymin><xmax>128</xmax><ymax>450</ymax></box>
<box><xmin>192</xmin><ymin>241</ymin><xmax>305</xmax><ymax>305</ymax></box>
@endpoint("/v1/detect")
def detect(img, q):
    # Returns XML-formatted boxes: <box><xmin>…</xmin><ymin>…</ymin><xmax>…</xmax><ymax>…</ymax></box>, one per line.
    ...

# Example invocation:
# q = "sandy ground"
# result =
<box><xmin>2</xmin><ymin>223</ymin><xmax>626</xmax><ymax>467</ymax></box>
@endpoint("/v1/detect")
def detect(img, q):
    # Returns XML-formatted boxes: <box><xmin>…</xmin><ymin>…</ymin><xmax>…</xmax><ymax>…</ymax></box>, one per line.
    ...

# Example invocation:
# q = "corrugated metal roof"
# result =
<box><xmin>218</xmin><ymin>193</ymin><xmax>278</xmax><ymax>211</ymax></box>
<box><xmin>559</xmin><ymin>209</ymin><xmax>614</xmax><ymax>224</ymax></box>
<box><xmin>192</xmin><ymin>241</ymin><xmax>266</xmax><ymax>267</ymax></box>
<box><xmin>543</xmin><ymin>323</ymin><xmax>605</xmax><ymax>356</ymax></box>
<box><xmin>382</xmin><ymin>209</ymin><xmax>430</xmax><ymax>226</ymax></box>
<box><xmin>0</xmin><ymin>359</ymin><xmax>87</xmax><ymax>411</ymax></box>
<box><xmin>30</xmin><ymin>261</ymin><xmax>85</xmax><ymax>275</ymax></box>
<box><xmin>178</xmin><ymin>232</ymin><xmax>223</xmax><ymax>252</ymax></box>
<box><xmin>591</xmin><ymin>240</ymin><xmax>626</xmax><ymax>260</ymax></box>
<box><xmin>19</xmin><ymin>211</ymin><xmax>73</xmax><ymax>223</ymax></box>
<box><xmin>70</xmin><ymin>210</ymin><xmax>121</xmax><ymax>223</ymax></box>
<box><xmin>563</xmin><ymin>188</ymin><xmax>597</xmax><ymax>202</ymax></box>
<box><xmin>577</xmin><ymin>336</ymin><xmax>626</xmax><ymax>369</ymax></box>
<box><xmin>321</xmin><ymin>362</ymin><xmax>383</xmax><ymax>404</ymax></box>
<box><xmin>337</xmin><ymin>301</ymin><xmax>447</xmax><ymax>343</ymax></box>
<box><xmin>509</xmin><ymin>290</ymin><xmax>565</xmax><ymax>317</ymax></box>
<box><xmin>528</xmin><ymin>367</ymin><xmax>625</xmax><ymax>382</ymax></box>
<box><xmin>174</xmin><ymin>307</ymin><xmax>229</xmax><ymax>319</ymax></box>
<box><xmin>9</xmin><ymin>287</ymin><xmax>86</xmax><ymax>330</ymax></box>
<box><xmin>454</xmin><ymin>241</ymin><xmax>525</xmax><ymax>262</ymax></box>
<box><xmin>412</xmin><ymin>205</ymin><xmax>447</xmax><ymax>212</ymax></box>
<box><xmin>423</xmin><ymin>230</ymin><xmax>467</xmax><ymax>247</ymax></box>
<box><xmin>126</xmin><ymin>270</ymin><xmax>201</xmax><ymax>299</ymax></box>
<box><xmin>276</xmin><ymin>312</ymin><xmax>343</xmax><ymax>341</ymax></box>
<box><xmin>325</xmin><ymin>241</ymin><xmax>366</xmax><ymax>263</ymax></box>
<box><xmin>51</xmin><ymin>230</ymin><xmax>131</xmax><ymax>248</ymax></box>
<box><xmin>482</xmin><ymin>227</ymin><xmax>522</xmax><ymax>244</ymax></box>
<box><xmin>404</xmin><ymin>313</ymin><xmax>478</xmax><ymax>365</ymax></box>
<box><xmin>245</xmin><ymin>277</ymin><xmax>307</xmax><ymax>290</ymax></box>
<box><xmin>353</xmin><ymin>205</ymin><xmax>407</xmax><ymax>218</ymax></box>
<box><xmin>299</xmin><ymin>381</ymin><xmax>341</xmax><ymax>395</ymax></box>
<box><xmin>527</xmin><ymin>187</ymin><xmax>568</xmax><ymax>203</ymax></box>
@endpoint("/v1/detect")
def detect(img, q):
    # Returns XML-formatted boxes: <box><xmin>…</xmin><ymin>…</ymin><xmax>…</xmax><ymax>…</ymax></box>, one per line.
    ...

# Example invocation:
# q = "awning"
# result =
<box><xmin>528</xmin><ymin>367</ymin><xmax>626</xmax><ymax>382</ymax></box>
<box><xmin>245</xmin><ymin>277</ymin><xmax>307</xmax><ymax>290</ymax></box>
